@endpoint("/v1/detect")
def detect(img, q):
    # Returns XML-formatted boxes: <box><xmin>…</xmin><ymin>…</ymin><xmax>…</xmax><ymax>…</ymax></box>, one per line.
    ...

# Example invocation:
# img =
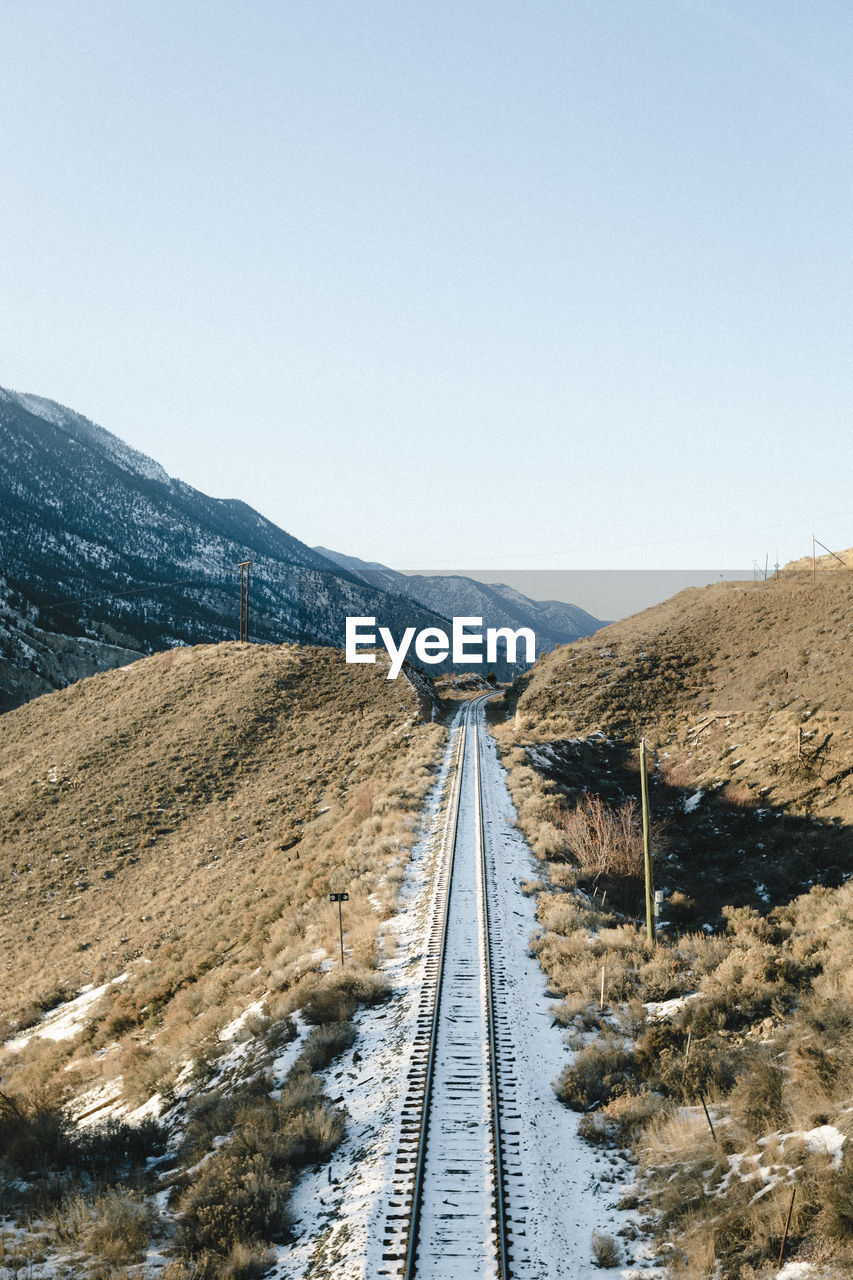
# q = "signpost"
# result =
<box><xmin>329</xmin><ymin>892</ymin><xmax>349</xmax><ymax>966</ymax></box>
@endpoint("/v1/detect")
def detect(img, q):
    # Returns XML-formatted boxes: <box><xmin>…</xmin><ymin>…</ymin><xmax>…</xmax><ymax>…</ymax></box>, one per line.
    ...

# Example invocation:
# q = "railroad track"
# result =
<box><xmin>379</xmin><ymin>695</ymin><xmax>521</xmax><ymax>1278</ymax></box>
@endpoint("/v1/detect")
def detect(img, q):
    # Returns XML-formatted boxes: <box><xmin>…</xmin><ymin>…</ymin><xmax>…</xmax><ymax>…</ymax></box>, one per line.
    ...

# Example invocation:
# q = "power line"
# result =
<box><xmin>35</xmin><ymin>577</ymin><xmax>220</xmax><ymax>615</ymax></box>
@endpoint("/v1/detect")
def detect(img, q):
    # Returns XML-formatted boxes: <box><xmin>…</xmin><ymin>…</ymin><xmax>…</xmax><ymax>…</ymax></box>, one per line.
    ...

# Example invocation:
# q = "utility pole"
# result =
<box><xmin>238</xmin><ymin>561</ymin><xmax>252</xmax><ymax>642</ymax></box>
<box><xmin>640</xmin><ymin>738</ymin><xmax>655</xmax><ymax>943</ymax></box>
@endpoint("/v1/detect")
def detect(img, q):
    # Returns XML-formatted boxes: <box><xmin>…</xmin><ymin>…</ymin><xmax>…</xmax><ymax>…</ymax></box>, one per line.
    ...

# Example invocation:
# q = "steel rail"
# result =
<box><xmin>473</xmin><ymin>703</ymin><xmax>512</xmax><ymax>1279</ymax></box>
<box><xmin>401</xmin><ymin>712</ymin><xmax>469</xmax><ymax>1277</ymax></box>
<box><xmin>397</xmin><ymin>693</ymin><xmax>511</xmax><ymax>1279</ymax></box>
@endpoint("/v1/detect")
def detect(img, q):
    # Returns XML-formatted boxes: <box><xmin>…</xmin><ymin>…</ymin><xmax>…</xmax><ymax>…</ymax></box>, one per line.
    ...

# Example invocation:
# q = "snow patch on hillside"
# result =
<box><xmin>6</xmin><ymin>389</ymin><xmax>170</xmax><ymax>484</ymax></box>
<box><xmin>3</xmin><ymin>974</ymin><xmax>128</xmax><ymax>1053</ymax></box>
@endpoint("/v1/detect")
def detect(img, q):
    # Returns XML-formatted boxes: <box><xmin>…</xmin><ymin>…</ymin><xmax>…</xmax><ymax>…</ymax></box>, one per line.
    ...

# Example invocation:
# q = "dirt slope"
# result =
<box><xmin>0</xmin><ymin>642</ymin><xmax>442</xmax><ymax>1035</ymax></box>
<box><xmin>512</xmin><ymin>569</ymin><xmax>853</xmax><ymax>825</ymax></box>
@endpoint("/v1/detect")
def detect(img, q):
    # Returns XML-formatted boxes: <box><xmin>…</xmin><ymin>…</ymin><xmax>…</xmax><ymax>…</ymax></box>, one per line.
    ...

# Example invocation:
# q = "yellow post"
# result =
<box><xmin>640</xmin><ymin>738</ymin><xmax>655</xmax><ymax>943</ymax></box>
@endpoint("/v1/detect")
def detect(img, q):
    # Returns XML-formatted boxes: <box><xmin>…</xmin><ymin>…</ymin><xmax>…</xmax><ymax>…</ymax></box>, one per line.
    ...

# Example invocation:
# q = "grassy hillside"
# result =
<box><xmin>491</xmin><ymin>567</ymin><xmax>853</xmax><ymax>1278</ymax></box>
<box><xmin>512</xmin><ymin>568</ymin><xmax>853</xmax><ymax>825</ymax></box>
<box><xmin>0</xmin><ymin>642</ymin><xmax>445</xmax><ymax>1276</ymax></box>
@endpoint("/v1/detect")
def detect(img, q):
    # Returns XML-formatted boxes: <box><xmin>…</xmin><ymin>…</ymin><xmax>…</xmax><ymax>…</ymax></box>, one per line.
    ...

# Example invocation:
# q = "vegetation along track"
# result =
<box><xmin>380</xmin><ymin>695</ymin><xmax>521</xmax><ymax>1278</ymax></box>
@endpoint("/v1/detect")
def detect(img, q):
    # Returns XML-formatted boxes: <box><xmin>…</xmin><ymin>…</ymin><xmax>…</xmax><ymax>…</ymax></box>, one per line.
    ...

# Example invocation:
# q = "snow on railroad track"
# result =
<box><xmin>382</xmin><ymin>698</ymin><xmax>502</xmax><ymax>1278</ymax></box>
<box><xmin>273</xmin><ymin>699</ymin><xmax>652</xmax><ymax>1280</ymax></box>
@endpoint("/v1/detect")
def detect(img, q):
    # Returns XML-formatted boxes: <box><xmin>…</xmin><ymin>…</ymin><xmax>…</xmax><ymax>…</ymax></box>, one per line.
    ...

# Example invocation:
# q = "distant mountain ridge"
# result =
<box><xmin>0</xmin><ymin>389</ymin><xmax>457</xmax><ymax>708</ymax></box>
<box><xmin>0</xmin><ymin>387</ymin><xmax>603</xmax><ymax>711</ymax></box>
<box><xmin>314</xmin><ymin>547</ymin><xmax>605</xmax><ymax>654</ymax></box>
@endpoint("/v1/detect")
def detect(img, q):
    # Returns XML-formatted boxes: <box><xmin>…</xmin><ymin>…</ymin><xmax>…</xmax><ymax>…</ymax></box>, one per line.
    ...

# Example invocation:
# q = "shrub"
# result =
<box><xmin>161</xmin><ymin>1248</ymin><xmax>275</xmax><ymax>1280</ymax></box>
<box><xmin>638</xmin><ymin>1028</ymin><xmax>739</xmax><ymax>1105</ymax></box>
<box><xmin>58</xmin><ymin>1189</ymin><xmax>155</xmax><ymax>1264</ymax></box>
<box><xmin>300</xmin><ymin>967</ymin><xmax>390</xmax><ymax>1025</ymax></box>
<box><xmin>0</xmin><ymin>1091</ymin><xmax>165</xmax><ymax>1177</ymax></box>
<box><xmin>590</xmin><ymin>1230</ymin><xmax>620</xmax><ymax>1267</ymax></box>
<box><xmin>818</xmin><ymin>1149</ymin><xmax>853</xmax><ymax>1242</ymax></box>
<box><xmin>555</xmin><ymin>1041</ymin><xmax>635</xmax><ymax>1109</ymax></box>
<box><xmin>0</xmin><ymin>1090</ymin><xmax>72</xmax><ymax>1172</ymax></box>
<box><xmin>578</xmin><ymin>1091</ymin><xmax>662</xmax><ymax>1146</ymax></box>
<box><xmin>553</xmin><ymin>794</ymin><xmax>645</xmax><ymax>878</ymax></box>
<box><xmin>666</xmin><ymin>891</ymin><xmax>700</xmax><ymax>925</ymax></box>
<box><xmin>294</xmin><ymin>1021</ymin><xmax>357</xmax><ymax>1074</ymax></box>
<box><xmin>176</xmin><ymin>1151</ymin><xmax>292</xmax><ymax>1256</ymax></box>
<box><xmin>351</xmin><ymin>780</ymin><xmax>374</xmax><ymax>822</ymax></box>
<box><xmin>729</xmin><ymin>1052</ymin><xmax>787</xmax><ymax>1136</ymax></box>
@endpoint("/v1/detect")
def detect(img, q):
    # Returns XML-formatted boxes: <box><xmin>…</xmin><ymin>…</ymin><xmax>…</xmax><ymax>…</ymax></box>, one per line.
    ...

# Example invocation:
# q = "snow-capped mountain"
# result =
<box><xmin>0</xmin><ymin>389</ymin><xmax>455</xmax><ymax>708</ymax></box>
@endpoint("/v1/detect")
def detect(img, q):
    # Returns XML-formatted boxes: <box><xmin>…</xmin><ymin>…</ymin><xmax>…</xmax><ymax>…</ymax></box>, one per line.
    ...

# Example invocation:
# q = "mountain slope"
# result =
<box><xmin>509</xmin><ymin>568</ymin><xmax>853</xmax><ymax>827</ymax></box>
<box><xmin>314</xmin><ymin>546</ymin><xmax>605</xmax><ymax>651</ymax></box>
<box><xmin>0</xmin><ymin>640</ymin><xmax>447</xmax><ymax>1274</ymax></box>
<box><xmin>0</xmin><ymin>641</ymin><xmax>442</xmax><ymax>1035</ymax></box>
<box><xmin>0</xmin><ymin>575</ymin><xmax>144</xmax><ymax>709</ymax></box>
<box><xmin>0</xmin><ymin>389</ymin><xmax>457</xmax><ymax>707</ymax></box>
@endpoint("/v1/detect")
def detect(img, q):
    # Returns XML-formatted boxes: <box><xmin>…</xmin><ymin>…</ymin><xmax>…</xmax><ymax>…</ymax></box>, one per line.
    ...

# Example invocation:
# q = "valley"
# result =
<box><xmin>0</xmin><ymin>398</ymin><xmax>851</xmax><ymax>1278</ymax></box>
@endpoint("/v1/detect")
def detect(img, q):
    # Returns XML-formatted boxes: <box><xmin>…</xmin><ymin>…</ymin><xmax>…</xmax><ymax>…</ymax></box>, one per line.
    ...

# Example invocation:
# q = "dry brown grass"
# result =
<box><xmin>0</xmin><ymin>642</ymin><xmax>444</xmax><ymax>1100</ymax></box>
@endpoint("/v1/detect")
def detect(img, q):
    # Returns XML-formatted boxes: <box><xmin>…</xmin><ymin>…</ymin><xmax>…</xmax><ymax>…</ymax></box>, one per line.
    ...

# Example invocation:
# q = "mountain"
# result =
<box><xmin>0</xmin><ymin>389</ymin><xmax>464</xmax><ymax>708</ymax></box>
<box><xmin>0</xmin><ymin>577</ymin><xmax>145</xmax><ymax>709</ymax></box>
<box><xmin>313</xmin><ymin>547</ymin><xmax>605</xmax><ymax>652</ymax></box>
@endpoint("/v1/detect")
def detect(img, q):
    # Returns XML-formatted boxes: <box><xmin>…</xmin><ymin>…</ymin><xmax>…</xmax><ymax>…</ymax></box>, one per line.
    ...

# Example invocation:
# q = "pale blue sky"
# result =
<box><xmin>3</xmin><ymin>1</ymin><xmax>852</xmax><ymax>569</ymax></box>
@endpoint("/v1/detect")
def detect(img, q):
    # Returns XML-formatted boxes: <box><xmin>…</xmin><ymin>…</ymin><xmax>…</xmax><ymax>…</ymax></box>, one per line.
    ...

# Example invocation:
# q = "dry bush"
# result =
<box><xmin>590</xmin><ymin>1230</ymin><xmax>621</xmax><ymax>1267</ymax></box>
<box><xmin>161</xmin><ymin>1246</ymin><xmax>275</xmax><ymax>1280</ymax></box>
<box><xmin>818</xmin><ymin>1149</ymin><xmax>853</xmax><ymax>1243</ymax></box>
<box><xmin>659</xmin><ymin>757</ymin><xmax>695</xmax><ymax>790</ymax></box>
<box><xmin>300</xmin><ymin>966</ymin><xmax>390</xmax><ymax>1025</ymax></box>
<box><xmin>58</xmin><ymin>1189</ymin><xmax>156</xmax><ymax>1264</ymax></box>
<box><xmin>579</xmin><ymin>1091</ymin><xmax>663</xmax><ymax>1147</ymax></box>
<box><xmin>665</xmin><ymin>891</ymin><xmax>701</xmax><ymax>926</ymax></box>
<box><xmin>0</xmin><ymin>1091</ymin><xmax>164</xmax><ymax>1182</ymax></box>
<box><xmin>721</xmin><ymin>780</ymin><xmax>754</xmax><ymax>808</ymax></box>
<box><xmin>175</xmin><ymin>1152</ymin><xmax>292</xmax><ymax>1256</ymax></box>
<box><xmin>638</xmin><ymin>1109</ymin><xmax>726</xmax><ymax>1231</ymax></box>
<box><xmin>0</xmin><ymin>1090</ymin><xmax>72</xmax><ymax>1173</ymax></box>
<box><xmin>536</xmin><ymin>891</ymin><xmax>586</xmax><ymax>936</ymax></box>
<box><xmin>553</xmin><ymin>793</ymin><xmax>646</xmax><ymax>878</ymax></box>
<box><xmin>293</xmin><ymin>1021</ymin><xmax>357</xmax><ymax>1074</ymax></box>
<box><xmin>351</xmin><ymin>779</ymin><xmax>374</xmax><ymax>822</ymax></box>
<box><xmin>728</xmin><ymin>1051</ymin><xmax>787</xmax><ymax>1136</ymax></box>
<box><xmin>176</xmin><ymin>1068</ymin><xmax>345</xmax><ymax>1261</ymax></box>
<box><xmin>555</xmin><ymin>1040</ymin><xmax>635</xmax><ymax>1110</ymax></box>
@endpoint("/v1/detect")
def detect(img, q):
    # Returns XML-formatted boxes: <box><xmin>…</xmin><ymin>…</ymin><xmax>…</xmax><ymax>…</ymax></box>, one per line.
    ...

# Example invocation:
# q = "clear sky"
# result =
<box><xmin>2</xmin><ymin>1</ymin><xmax>852</xmax><ymax>570</ymax></box>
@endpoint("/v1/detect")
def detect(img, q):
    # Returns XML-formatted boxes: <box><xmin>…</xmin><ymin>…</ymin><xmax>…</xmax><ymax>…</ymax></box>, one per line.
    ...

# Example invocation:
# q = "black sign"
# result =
<box><xmin>329</xmin><ymin>892</ymin><xmax>349</xmax><ymax>902</ymax></box>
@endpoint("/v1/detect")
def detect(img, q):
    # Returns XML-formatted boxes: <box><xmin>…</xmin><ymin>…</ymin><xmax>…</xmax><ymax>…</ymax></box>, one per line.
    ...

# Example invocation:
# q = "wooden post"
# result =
<box><xmin>778</xmin><ymin>1185</ymin><xmax>796</xmax><ymax>1265</ymax></box>
<box><xmin>699</xmin><ymin>1090</ymin><xmax>717</xmax><ymax>1142</ymax></box>
<box><xmin>640</xmin><ymin>738</ymin><xmax>655</xmax><ymax>943</ymax></box>
<box><xmin>599</xmin><ymin>965</ymin><xmax>605</xmax><ymax>1011</ymax></box>
<box><xmin>813</xmin><ymin>534</ymin><xmax>816</xmax><ymax>582</ymax></box>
